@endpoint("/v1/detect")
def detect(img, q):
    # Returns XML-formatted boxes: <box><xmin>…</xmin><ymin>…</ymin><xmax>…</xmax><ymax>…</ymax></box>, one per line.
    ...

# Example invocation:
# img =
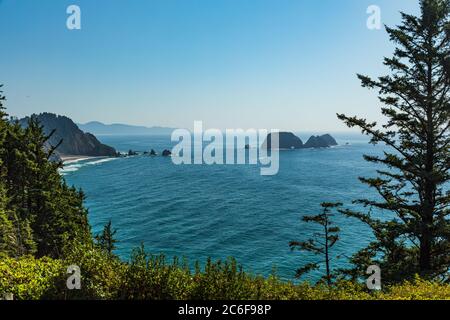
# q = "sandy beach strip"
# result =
<box><xmin>60</xmin><ymin>155</ymin><xmax>100</xmax><ymax>164</ymax></box>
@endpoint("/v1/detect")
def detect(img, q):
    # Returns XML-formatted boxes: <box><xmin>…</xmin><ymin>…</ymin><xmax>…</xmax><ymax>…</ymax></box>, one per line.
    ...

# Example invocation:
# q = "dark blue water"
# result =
<box><xmin>62</xmin><ymin>133</ymin><xmax>385</xmax><ymax>281</ymax></box>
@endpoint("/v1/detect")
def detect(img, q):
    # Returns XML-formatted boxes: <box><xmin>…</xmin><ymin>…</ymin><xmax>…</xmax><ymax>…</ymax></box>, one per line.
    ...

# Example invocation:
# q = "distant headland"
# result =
<box><xmin>18</xmin><ymin>113</ymin><xmax>117</xmax><ymax>161</ymax></box>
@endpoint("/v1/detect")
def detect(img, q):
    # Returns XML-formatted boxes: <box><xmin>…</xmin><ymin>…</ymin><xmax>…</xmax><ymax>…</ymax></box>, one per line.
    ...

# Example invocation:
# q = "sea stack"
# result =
<box><xmin>262</xmin><ymin>132</ymin><xmax>338</xmax><ymax>149</ymax></box>
<box><xmin>304</xmin><ymin>134</ymin><xmax>338</xmax><ymax>148</ymax></box>
<box><xmin>262</xmin><ymin>132</ymin><xmax>304</xmax><ymax>149</ymax></box>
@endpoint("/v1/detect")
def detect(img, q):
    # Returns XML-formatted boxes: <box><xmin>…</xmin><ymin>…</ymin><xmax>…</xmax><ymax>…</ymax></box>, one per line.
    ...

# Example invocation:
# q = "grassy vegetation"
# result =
<box><xmin>2</xmin><ymin>244</ymin><xmax>450</xmax><ymax>300</ymax></box>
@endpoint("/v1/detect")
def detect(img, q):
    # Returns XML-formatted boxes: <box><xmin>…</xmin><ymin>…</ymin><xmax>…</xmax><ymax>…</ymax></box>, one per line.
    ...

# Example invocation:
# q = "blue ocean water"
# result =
<box><xmin>62</xmin><ymin>133</ymin><xmax>385</xmax><ymax>281</ymax></box>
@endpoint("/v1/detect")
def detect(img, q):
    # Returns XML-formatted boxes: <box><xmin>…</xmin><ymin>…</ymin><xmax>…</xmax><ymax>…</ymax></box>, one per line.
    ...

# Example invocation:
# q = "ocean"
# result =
<box><xmin>62</xmin><ymin>133</ymin><xmax>385</xmax><ymax>281</ymax></box>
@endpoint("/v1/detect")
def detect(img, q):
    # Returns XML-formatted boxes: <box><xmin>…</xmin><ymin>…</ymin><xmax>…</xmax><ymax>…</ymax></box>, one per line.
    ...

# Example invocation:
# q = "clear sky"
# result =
<box><xmin>0</xmin><ymin>0</ymin><xmax>419</xmax><ymax>131</ymax></box>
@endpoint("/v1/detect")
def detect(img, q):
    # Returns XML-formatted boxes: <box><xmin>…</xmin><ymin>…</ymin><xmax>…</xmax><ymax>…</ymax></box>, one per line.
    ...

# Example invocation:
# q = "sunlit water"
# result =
<box><xmin>62</xmin><ymin>133</ymin><xmax>385</xmax><ymax>281</ymax></box>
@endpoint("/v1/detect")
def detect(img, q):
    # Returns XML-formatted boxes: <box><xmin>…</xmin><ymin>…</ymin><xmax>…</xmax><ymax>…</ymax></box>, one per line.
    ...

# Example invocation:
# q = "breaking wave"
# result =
<box><xmin>59</xmin><ymin>157</ymin><xmax>117</xmax><ymax>175</ymax></box>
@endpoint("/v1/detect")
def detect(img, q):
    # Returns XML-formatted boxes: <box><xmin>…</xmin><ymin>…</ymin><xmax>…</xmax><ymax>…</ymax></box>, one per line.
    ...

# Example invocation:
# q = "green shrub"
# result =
<box><xmin>0</xmin><ymin>256</ymin><xmax>63</xmax><ymax>300</ymax></box>
<box><xmin>3</xmin><ymin>251</ymin><xmax>450</xmax><ymax>300</ymax></box>
<box><xmin>120</xmin><ymin>246</ymin><xmax>192</xmax><ymax>299</ymax></box>
<box><xmin>60</xmin><ymin>241</ymin><xmax>125</xmax><ymax>300</ymax></box>
<box><xmin>376</xmin><ymin>276</ymin><xmax>450</xmax><ymax>300</ymax></box>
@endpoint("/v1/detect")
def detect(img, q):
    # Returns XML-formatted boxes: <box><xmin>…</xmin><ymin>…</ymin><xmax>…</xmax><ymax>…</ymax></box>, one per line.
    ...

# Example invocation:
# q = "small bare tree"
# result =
<box><xmin>290</xmin><ymin>202</ymin><xmax>342</xmax><ymax>286</ymax></box>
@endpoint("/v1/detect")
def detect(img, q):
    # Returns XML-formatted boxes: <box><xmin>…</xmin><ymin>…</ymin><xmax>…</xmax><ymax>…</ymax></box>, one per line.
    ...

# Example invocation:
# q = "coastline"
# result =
<box><xmin>60</xmin><ymin>155</ymin><xmax>100</xmax><ymax>164</ymax></box>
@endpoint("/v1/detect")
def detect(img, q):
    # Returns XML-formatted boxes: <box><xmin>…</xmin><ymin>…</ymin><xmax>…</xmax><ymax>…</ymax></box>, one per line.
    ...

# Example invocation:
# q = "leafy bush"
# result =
<box><xmin>121</xmin><ymin>246</ymin><xmax>192</xmax><ymax>299</ymax></box>
<box><xmin>59</xmin><ymin>241</ymin><xmax>125</xmax><ymax>300</ymax></box>
<box><xmin>376</xmin><ymin>276</ymin><xmax>450</xmax><ymax>300</ymax></box>
<box><xmin>0</xmin><ymin>256</ymin><xmax>63</xmax><ymax>300</ymax></box>
<box><xmin>2</xmin><ymin>251</ymin><xmax>450</xmax><ymax>300</ymax></box>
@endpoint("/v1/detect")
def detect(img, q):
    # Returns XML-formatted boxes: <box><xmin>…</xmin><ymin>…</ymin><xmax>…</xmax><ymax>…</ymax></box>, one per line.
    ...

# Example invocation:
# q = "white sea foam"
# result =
<box><xmin>88</xmin><ymin>158</ymin><xmax>117</xmax><ymax>165</ymax></box>
<box><xmin>59</xmin><ymin>166</ymin><xmax>81</xmax><ymax>174</ymax></box>
<box><xmin>63</xmin><ymin>157</ymin><xmax>93</xmax><ymax>165</ymax></box>
<box><xmin>59</xmin><ymin>157</ymin><xmax>117</xmax><ymax>175</ymax></box>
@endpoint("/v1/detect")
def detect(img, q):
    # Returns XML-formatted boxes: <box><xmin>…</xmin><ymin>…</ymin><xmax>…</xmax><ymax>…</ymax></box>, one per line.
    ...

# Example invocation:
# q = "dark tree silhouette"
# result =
<box><xmin>338</xmin><ymin>0</ymin><xmax>450</xmax><ymax>282</ymax></box>
<box><xmin>95</xmin><ymin>220</ymin><xmax>118</xmax><ymax>257</ymax></box>
<box><xmin>290</xmin><ymin>202</ymin><xmax>342</xmax><ymax>285</ymax></box>
<box><xmin>0</xmin><ymin>85</ymin><xmax>92</xmax><ymax>259</ymax></box>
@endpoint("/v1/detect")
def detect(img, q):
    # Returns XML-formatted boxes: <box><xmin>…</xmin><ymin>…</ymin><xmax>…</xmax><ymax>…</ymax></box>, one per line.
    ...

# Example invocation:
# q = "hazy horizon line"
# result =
<box><xmin>12</xmin><ymin>112</ymin><xmax>363</xmax><ymax>135</ymax></box>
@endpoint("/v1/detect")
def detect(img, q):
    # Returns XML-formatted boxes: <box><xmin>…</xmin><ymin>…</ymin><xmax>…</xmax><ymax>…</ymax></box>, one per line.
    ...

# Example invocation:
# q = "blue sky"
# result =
<box><xmin>0</xmin><ymin>0</ymin><xmax>419</xmax><ymax>131</ymax></box>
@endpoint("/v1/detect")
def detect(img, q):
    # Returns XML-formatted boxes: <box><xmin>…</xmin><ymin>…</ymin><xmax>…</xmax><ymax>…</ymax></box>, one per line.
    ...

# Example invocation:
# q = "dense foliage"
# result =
<box><xmin>0</xmin><ymin>85</ymin><xmax>91</xmax><ymax>259</ymax></box>
<box><xmin>3</xmin><ymin>252</ymin><xmax>450</xmax><ymax>300</ymax></box>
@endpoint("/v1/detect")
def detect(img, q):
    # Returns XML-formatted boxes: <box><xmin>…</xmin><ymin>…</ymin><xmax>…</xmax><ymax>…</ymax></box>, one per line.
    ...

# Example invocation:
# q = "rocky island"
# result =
<box><xmin>304</xmin><ymin>134</ymin><xmax>338</xmax><ymax>148</ymax></box>
<box><xmin>262</xmin><ymin>132</ymin><xmax>304</xmax><ymax>149</ymax></box>
<box><xmin>262</xmin><ymin>132</ymin><xmax>338</xmax><ymax>149</ymax></box>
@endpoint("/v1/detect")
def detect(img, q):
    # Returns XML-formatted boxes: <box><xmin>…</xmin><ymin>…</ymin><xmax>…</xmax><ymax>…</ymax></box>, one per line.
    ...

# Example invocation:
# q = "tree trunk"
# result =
<box><xmin>420</xmin><ymin>45</ymin><xmax>435</xmax><ymax>275</ymax></box>
<box><xmin>324</xmin><ymin>218</ymin><xmax>331</xmax><ymax>286</ymax></box>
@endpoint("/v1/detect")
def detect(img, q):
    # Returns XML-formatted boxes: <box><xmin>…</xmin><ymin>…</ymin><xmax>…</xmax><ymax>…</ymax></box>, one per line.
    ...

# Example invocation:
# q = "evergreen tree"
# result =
<box><xmin>0</xmin><ymin>85</ymin><xmax>92</xmax><ymax>258</ymax></box>
<box><xmin>338</xmin><ymin>0</ymin><xmax>450</xmax><ymax>282</ymax></box>
<box><xmin>26</xmin><ymin>117</ymin><xmax>91</xmax><ymax>257</ymax></box>
<box><xmin>290</xmin><ymin>203</ymin><xmax>342</xmax><ymax>285</ymax></box>
<box><xmin>0</xmin><ymin>85</ymin><xmax>34</xmax><ymax>257</ymax></box>
<box><xmin>0</xmin><ymin>86</ymin><xmax>12</xmax><ymax>256</ymax></box>
<box><xmin>95</xmin><ymin>220</ymin><xmax>117</xmax><ymax>257</ymax></box>
<box><xmin>0</xmin><ymin>175</ymin><xmax>16</xmax><ymax>257</ymax></box>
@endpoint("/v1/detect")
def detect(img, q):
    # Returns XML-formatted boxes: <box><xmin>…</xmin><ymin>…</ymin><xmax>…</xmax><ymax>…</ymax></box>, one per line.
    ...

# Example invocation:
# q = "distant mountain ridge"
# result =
<box><xmin>78</xmin><ymin>121</ymin><xmax>176</xmax><ymax>136</ymax></box>
<box><xmin>18</xmin><ymin>113</ymin><xmax>117</xmax><ymax>158</ymax></box>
